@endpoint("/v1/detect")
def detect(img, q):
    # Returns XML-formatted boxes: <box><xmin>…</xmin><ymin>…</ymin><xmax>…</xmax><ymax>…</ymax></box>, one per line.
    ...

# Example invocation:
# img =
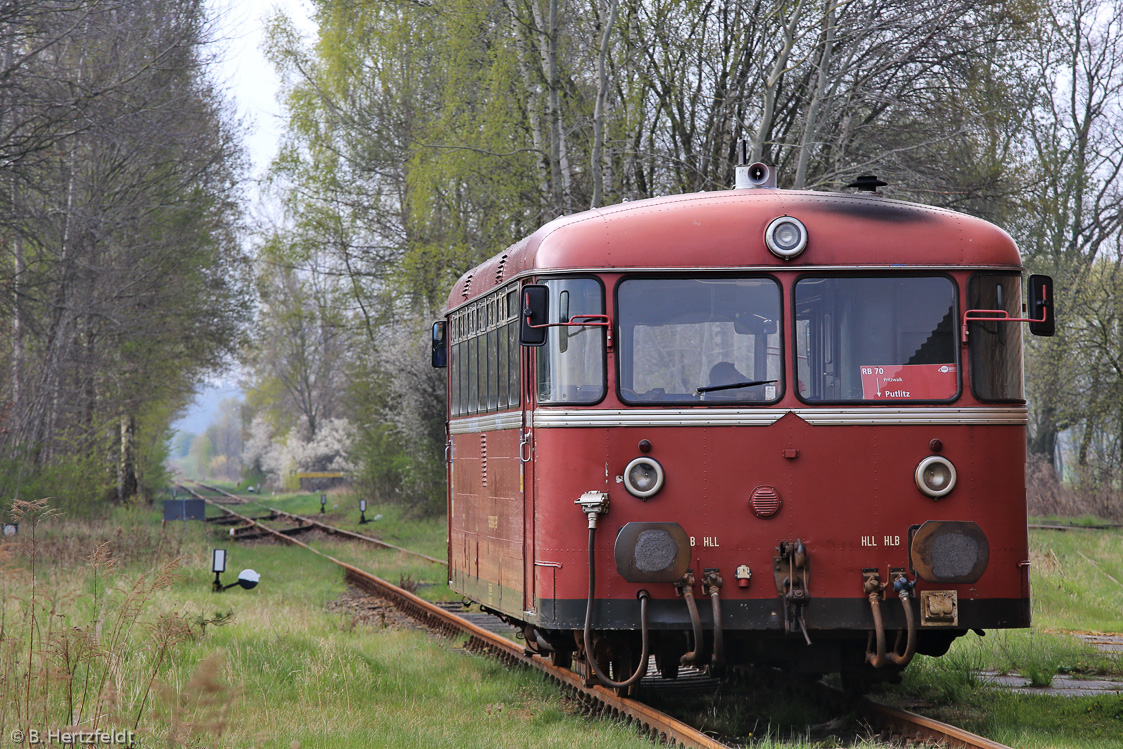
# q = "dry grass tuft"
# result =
<box><xmin>159</xmin><ymin>652</ymin><xmax>241</xmax><ymax>747</ymax></box>
<box><xmin>1027</xmin><ymin>456</ymin><xmax>1123</xmax><ymax>521</ymax></box>
<box><xmin>0</xmin><ymin>499</ymin><xmax>235</xmax><ymax>748</ymax></box>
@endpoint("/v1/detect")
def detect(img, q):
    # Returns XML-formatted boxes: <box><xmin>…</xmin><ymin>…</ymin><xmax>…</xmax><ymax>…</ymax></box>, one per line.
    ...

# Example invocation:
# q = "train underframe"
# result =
<box><xmin>498</xmin><ymin>591</ymin><xmax>1025</xmax><ymax>694</ymax></box>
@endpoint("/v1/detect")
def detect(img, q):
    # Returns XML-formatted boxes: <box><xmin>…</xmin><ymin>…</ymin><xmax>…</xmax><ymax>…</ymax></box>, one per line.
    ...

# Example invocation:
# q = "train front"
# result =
<box><xmin>521</xmin><ymin>172</ymin><xmax>1054</xmax><ymax>688</ymax></box>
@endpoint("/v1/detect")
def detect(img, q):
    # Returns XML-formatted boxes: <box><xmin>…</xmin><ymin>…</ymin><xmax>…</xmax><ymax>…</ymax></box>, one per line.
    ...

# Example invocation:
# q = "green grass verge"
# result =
<box><xmin>876</xmin><ymin>525</ymin><xmax>1123</xmax><ymax>748</ymax></box>
<box><xmin>0</xmin><ymin>499</ymin><xmax>657</xmax><ymax>748</ymax></box>
<box><xmin>148</xmin><ymin>490</ymin><xmax>1123</xmax><ymax>746</ymax></box>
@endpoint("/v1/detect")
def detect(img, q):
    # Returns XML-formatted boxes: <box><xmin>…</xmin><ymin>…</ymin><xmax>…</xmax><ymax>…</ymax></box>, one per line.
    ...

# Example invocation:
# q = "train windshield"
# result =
<box><xmin>616</xmin><ymin>277</ymin><xmax>783</xmax><ymax>404</ymax></box>
<box><xmin>536</xmin><ymin>278</ymin><xmax>606</xmax><ymax>404</ymax></box>
<box><xmin>967</xmin><ymin>273</ymin><xmax>1024</xmax><ymax>401</ymax></box>
<box><xmin>794</xmin><ymin>276</ymin><xmax>958</xmax><ymax>403</ymax></box>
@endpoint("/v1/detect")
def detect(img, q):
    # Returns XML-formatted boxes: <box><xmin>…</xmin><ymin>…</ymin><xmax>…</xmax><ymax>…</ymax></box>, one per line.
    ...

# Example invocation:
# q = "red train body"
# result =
<box><xmin>434</xmin><ymin>168</ymin><xmax>1052</xmax><ymax>687</ymax></box>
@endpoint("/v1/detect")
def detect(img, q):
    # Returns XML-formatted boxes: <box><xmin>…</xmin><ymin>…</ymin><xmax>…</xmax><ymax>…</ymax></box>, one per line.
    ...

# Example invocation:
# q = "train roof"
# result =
<box><xmin>446</xmin><ymin>189</ymin><xmax>1022</xmax><ymax>308</ymax></box>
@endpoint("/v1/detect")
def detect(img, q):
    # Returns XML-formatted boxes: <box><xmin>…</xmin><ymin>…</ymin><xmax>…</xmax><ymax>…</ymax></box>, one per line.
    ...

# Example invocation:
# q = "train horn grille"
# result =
<box><xmin>749</xmin><ymin>486</ymin><xmax>782</xmax><ymax>518</ymax></box>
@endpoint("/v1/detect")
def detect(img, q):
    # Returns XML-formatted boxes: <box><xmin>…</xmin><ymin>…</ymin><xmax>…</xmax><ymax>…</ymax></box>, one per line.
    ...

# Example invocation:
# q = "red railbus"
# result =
<box><xmin>432</xmin><ymin>162</ymin><xmax>1053</xmax><ymax>690</ymax></box>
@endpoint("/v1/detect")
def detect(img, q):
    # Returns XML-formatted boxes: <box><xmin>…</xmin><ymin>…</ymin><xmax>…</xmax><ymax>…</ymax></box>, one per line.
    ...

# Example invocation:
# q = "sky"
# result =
<box><xmin>172</xmin><ymin>0</ymin><xmax>315</xmax><ymax>437</ymax></box>
<box><xmin>210</xmin><ymin>0</ymin><xmax>314</xmax><ymax>178</ymax></box>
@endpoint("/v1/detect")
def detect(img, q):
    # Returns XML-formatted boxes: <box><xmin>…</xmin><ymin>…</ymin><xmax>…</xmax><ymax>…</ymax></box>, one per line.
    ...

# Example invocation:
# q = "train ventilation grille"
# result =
<box><xmin>495</xmin><ymin>255</ymin><xmax>508</xmax><ymax>284</ymax></box>
<box><xmin>462</xmin><ymin>274</ymin><xmax>473</xmax><ymax>299</ymax></box>
<box><xmin>480</xmin><ymin>434</ymin><xmax>487</xmax><ymax>487</ymax></box>
<box><xmin>749</xmin><ymin>486</ymin><xmax>781</xmax><ymax>518</ymax></box>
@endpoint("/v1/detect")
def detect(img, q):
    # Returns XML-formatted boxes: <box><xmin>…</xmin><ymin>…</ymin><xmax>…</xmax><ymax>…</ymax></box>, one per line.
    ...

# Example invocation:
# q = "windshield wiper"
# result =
<box><xmin>696</xmin><ymin>379</ymin><xmax>777</xmax><ymax>394</ymax></box>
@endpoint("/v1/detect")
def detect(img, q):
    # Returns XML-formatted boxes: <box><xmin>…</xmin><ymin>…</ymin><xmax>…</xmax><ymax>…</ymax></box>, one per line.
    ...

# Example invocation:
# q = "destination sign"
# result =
<box><xmin>860</xmin><ymin>364</ymin><xmax>956</xmax><ymax>400</ymax></box>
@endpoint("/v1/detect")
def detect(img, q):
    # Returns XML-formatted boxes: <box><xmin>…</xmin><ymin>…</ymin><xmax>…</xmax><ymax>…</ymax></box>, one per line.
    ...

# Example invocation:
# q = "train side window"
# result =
<box><xmin>451</xmin><ymin>338</ymin><xmax>461</xmax><ymax>416</ymax></box>
<box><xmin>495</xmin><ymin>322</ymin><xmax>507</xmax><ymax>410</ymax></box>
<box><xmin>446</xmin><ymin>288</ymin><xmax>522</xmax><ymax>417</ymax></box>
<box><xmin>487</xmin><ymin>326</ymin><xmax>499</xmax><ymax>411</ymax></box>
<box><xmin>469</xmin><ymin>327</ymin><xmax>480</xmax><ymax>415</ymax></box>
<box><xmin>968</xmin><ymin>273</ymin><xmax>1024</xmax><ymax>401</ymax></box>
<box><xmin>506</xmin><ymin>288</ymin><xmax>520</xmax><ymax>407</ymax></box>
<box><xmin>507</xmin><ymin>318</ymin><xmax>520</xmax><ymax>406</ymax></box>
<box><xmin>536</xmin><ymin>277</ymin><xmax>606</xmax><ymax>405</ymax></box>
<box><xmin>794</xmin><ymin>276</ymin><xmax>958</xmax><ymax>403</ymax></box>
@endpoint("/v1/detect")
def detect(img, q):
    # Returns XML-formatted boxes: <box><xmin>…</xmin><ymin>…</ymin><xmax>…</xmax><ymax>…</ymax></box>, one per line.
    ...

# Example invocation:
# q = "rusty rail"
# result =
<box><xmin>192</xmin><ymin>486</ymin><xmax>1015</xmax><ymax>749</ymax></box>
<box><xmin>185</xmin><ymin>480</ymin><xmax>445</xmax><ymax>565</ymax></box>
<box><xmin>267</xmin><ymin>508</ymin><xmax>446</xmax><ymax>566</ymax></box>
<box><xmin>189</xmin><ymin>488</ymin><xmax>729</xmax><ymax>747</ymax></box>
<box><xmin>860</xmin><ymin>700</ymin><xmax>1013</xmax><ymax>749</ymax></box>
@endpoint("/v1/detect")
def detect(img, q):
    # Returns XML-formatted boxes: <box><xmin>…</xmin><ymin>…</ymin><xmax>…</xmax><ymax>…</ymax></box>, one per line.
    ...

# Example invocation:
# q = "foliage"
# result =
<box><xmin>1019</xmin><ymin>0</ymin><xmax>1123</xmax><ymax>492</ymax></box>
<box><xmin>2</xmin><ymin>498</ymin><xmax>668</xmax><ymax>748</ymax></box>
<box><xmin>239</xmin><ymin>0</ymin><xmax>1123</xmax><ymax>516</ymax></box>
<box><xmin>242</xmin><ymin>413</ymin><xmax>355</xmax><ymax>491</ymax></box>
<box><xmin>0</xmin><ymin>0</ymin><xmax>250</xmax><ymax>508</ymax></box>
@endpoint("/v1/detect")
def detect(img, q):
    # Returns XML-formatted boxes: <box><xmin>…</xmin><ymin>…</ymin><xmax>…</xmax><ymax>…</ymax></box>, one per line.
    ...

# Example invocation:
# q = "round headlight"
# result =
<box><xmin>765</xmin><ymin>216</ymin><xmax>808</xmax><ymax>259</ymax></box>
<box><xmin>624</xmin><ymin>457</ymin><xmax>665</xmax><ymax>499</ymax></box>
<box><xmin>915</xmin><ymin>455</ymin><xmax>956</xmax><ymax>499</ymax></box>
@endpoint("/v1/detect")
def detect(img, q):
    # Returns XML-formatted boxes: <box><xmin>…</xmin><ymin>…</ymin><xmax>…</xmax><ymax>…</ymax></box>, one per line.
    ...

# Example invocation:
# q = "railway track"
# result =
<box><xmin>267</xmin><ymin>507</ymin><xmax>446</xmax><ymax>565</ymax></box>
<box><xmin>189</xmin><ymin>479</ymin><xmax>251</xmax><ymax>504</ymax></box>
<box><xmin>186</xmin><ymin>480</ymin><xmax>445</xmax><ymax>564</ymax></box>
<box><xmin>183</xmin><ymin>484</ymin><xmax>1015</xmax><ymax>749</ymax></box>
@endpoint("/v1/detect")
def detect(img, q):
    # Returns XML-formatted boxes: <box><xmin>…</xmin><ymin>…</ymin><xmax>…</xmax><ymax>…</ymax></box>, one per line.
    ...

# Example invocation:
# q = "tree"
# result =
<box><xmin>0</xmin><ymin>0</ymin><xmax>250</xmax><ymax>507</ymax></box>
<box><xmin>256</xmin><ymin>0</ymin><xmax>1077</xmax><ymax>514</ymax></box>
<box><xmin>1018</xmin><ymin>0</ymin><xmax>1123</xmax><ymax>479</ymax></box>
<box><xmin>245</xmin><ymin>260</ymin><xmax>348</xmax><ymax>441</ymax></box>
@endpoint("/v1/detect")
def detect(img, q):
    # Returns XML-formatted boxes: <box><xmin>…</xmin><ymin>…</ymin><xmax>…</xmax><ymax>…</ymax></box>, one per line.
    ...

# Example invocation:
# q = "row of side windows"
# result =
<box><xmin>449</xmin><ymin>285</ymin><xmax>521</xmax><ymax>416</ymax></box>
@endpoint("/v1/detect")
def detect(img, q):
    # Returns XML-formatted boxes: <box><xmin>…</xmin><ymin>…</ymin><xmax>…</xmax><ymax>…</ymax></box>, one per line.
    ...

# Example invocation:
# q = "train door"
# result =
<box><xmin>521</xmin><ymin>278</ymin><xmax>608</xmax><ymax>617</ymax></box>
<box><xmin>520</xmin><ymin>285</ymin><xmax>537</xmax><ymax>616</ymax></box>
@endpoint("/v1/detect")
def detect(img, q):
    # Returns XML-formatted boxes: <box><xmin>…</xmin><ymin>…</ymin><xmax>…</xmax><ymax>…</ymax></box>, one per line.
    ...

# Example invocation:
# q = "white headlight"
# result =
<box><xmin>624</xmin><ymin>457</ymin><xmax>665</xmax><ymax>499</ymax></box>
<box><xmin>915</xmin><ymin>455</ymin><xmax>956</xmax><ymax>499</ymax></box>
<box><xmin>765</xmin><ymin>216</ymin><xmax>808</xmax><ymax>259</ymax></box>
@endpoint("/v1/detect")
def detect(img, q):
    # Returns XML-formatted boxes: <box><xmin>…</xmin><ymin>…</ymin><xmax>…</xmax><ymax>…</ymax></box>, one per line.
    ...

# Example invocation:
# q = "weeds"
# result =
<box><xmin>1027</xmin><ymin>456</ymin><xmax>1123</xmax><ymax>521</ymax></box>
<box><xmin>0</xmin><ymin>499</ymin><xmax>233</xmax><ymax>747</ymax></box>
<box><xmin>159</xmin><ymin>652</ymin><xmax>239</xmax><ymax>746</ymax></box>
<box><xmin>896</xmin><ymin>646</ymin><xmax>985</xmax><ymax>704</ymax></box>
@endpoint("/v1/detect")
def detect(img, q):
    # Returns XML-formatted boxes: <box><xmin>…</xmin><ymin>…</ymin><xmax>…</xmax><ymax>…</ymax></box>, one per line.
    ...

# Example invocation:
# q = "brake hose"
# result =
<box><xmin>582</xmin><ymin>525</ymin><xmax>651</xmax><ymax>689</ymax></box>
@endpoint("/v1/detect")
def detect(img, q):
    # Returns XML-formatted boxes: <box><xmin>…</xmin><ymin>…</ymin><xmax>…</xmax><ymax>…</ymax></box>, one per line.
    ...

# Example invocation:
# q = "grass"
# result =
<box><xmin>1027</xmin><ymin>523</ymin><xmax>1123</xmax><ymax>633</ymax></box>
<box><xmin>32</xmin><ymin>487</ymin><xmax>1123</xmax><ymax>747</ymax></box>
<box><xmin>193</xmin><ymin>483</ymin><xmax>456</xmax><ymax>601</ymax></box>
<box><xmin>887</xmin><ymin>671</ymin><xmax>1123</xmax><ymax>748</ymax></box>
<box><xmin>197</xmin><ymin>483</ymin><xmax>449</xmax><ymax>561</ymax></box>
<box><xmin>876</xmin><ymin>524</ymin><xmax>1123</xmax><ymax>748</ymax></box>
<box><xmin>0</xmin><ymin>499</ymin><xmax>659</xmax><ymax>748</ymax></box>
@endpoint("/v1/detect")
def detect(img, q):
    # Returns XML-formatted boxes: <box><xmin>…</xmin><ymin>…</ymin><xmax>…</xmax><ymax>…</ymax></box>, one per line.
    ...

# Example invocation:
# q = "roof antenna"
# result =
<box><xmin>845</xmin><ymin>175</ymin><xmax>888</xmax><ymax>193</ymax></box>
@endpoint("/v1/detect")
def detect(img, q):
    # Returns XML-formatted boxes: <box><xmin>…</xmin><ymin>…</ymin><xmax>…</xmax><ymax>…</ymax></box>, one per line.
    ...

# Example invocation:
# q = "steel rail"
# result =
<box><xmin>859</xmin><ymin>699</ymin><xmax>1013</xmax><ymax>749</ymax></box>
<box><xmin>192</xmin><ymin>486</ymin><xmax>1016</xmax><ymax>749</ymax></box>
<box><xmin>188</xmin><ymin>479</ymin><xmax>250</xmax><ymax>504</ymax></box>
<box><xmin>184</xmin><ymin>480</ymin><xmax>445</xmax><ymax>565</ymax></box>
<box><xmin>267</xmin><ymin>508</ymin><xmax>446</xmax><ymax>566</ymax></box>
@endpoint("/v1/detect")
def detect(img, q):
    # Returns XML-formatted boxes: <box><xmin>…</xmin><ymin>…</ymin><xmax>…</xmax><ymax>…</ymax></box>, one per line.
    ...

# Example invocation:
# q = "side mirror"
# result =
<box><xmin>431</xmin><ymin>321</ymin><xmax>448</xmax><ymax>367</ymax></box>
<box><xmin>519</xmin><ymin>284</ymin><xmax>549</xmax><ymax>346</ymax></box>
<box><xmin>1028</xmin><ymin>274</ymin><xmax>1055</xmax><ymax>337</ymax></box>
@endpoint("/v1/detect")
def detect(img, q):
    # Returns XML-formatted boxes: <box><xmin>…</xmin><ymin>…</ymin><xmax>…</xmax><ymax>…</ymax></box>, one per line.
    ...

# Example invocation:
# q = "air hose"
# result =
<box><xmin>582</xmin><ymin>525</ymin><xmax>651</xmax><ymax>689</ymax></box>
<box><xmin>864</xmin><ymin>574</ymin><xmax>917</xmax><ymax>668</ymax></box>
